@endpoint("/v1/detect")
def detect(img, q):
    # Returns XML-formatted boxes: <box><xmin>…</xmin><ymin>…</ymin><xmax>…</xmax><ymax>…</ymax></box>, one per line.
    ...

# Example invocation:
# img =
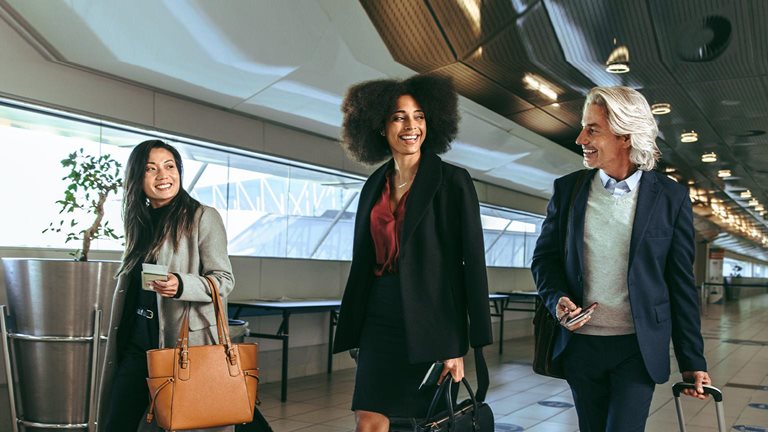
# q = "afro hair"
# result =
<box><xmin>340</xmin><ymin>74</ymin><xmax>459</xmax><ymax>165</ymax></box>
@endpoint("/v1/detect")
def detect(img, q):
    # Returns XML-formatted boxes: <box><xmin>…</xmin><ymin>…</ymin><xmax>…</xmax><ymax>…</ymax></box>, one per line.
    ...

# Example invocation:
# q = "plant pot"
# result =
<box><xmin>2</xmin><ymin>258</ymin><xmax>119</xmax><ymax>430</ymax></box>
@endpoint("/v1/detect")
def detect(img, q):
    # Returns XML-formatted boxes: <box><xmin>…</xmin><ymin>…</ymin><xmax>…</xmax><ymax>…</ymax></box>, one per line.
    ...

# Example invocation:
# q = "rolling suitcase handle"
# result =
<box><xmin>671</xmin><ymin>382</ymin><xmax>725</xmax><ymax>432</ymax></box>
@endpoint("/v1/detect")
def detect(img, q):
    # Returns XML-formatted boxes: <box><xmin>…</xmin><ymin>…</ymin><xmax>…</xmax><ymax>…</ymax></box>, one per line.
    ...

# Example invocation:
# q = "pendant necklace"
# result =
<box><xmin>394</xmin><ymin>171</ymin><xmax>415</xmax><ymax>189</ymax></box>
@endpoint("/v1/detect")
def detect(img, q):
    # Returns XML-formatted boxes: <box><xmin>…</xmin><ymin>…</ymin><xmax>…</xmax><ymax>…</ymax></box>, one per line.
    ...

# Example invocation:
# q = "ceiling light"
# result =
<box><xmin>756</xmin><ymin>205</ymin><xmax>765</xmax><ymax>212</ymax></box>
<box><xmin>701</xmin><ymin>152</ymin><xmax>717</xmax><ymax>163</ymax></box>
<box><xmin>667</xmin><ymin>175</ymin><xmax>678</xmax><ymax>182</ymax></box>
<box><xmin>740</xmin><ymin>190</ymin><xmax>752</xmax><ymax>199</ymax></box>
<box><xmin>748</xmin><ymin>198</ymin><xmax>759</xmax><ymax>207</ymax></box>
<box><xmin>605</xmin><ymin>39</ymin><xmax>630</xmax><ymax>73</ymax></box>
<box><xmin>717</xmin><ymin>169</ymin><xmax>731</xmax><ymax>178</ymax></box>
<box><xmin>651</xmin><ymin>103</ymin><xmax>671</xmax><ymax>115</ymax></box>
<box><xmin>664</xmin><ymin>167</ymin><xmax>676</xmax><ymax>173</ymax></box>
<box><xmin>523</xmin><ymin>74</ymin><xmax>558</xmax><ymax>101</ymax></box>
<box><xmin>681</xmin><ymin>131</ymin><xmax>699</xmax><ymax>142</ymax></box>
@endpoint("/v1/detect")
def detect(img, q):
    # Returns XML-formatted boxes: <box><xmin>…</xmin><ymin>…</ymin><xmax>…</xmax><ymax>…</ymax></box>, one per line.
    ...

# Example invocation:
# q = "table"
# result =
<box><xmin>489</xmin><ymin>291</ymin><xmax>540</xmax><ymax>354</ymax></box>
<box><xmin>228</xmin><ymin>294</ymin><xmax>536</xmax><ymax>402</ymax></box>
<box><xmin>228</xmin><ymin>299</ymin><xmax>341</xmax><ymax>402</ymax></box>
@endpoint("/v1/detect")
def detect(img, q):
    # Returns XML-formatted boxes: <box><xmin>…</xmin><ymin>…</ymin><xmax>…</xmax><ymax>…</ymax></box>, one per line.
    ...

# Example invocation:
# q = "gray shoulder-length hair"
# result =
<box><xmin>584</xmin><ymin>86</ymin><xmax>660</xmax><ymax>171</ymax></box>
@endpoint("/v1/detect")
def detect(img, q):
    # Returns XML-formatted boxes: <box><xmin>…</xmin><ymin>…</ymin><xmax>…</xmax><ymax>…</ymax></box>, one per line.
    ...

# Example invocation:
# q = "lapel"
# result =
<box><xmin>401</xmin><ymin>151</ymin><xmax>442</xmax><ymax>247</ymax></box>
<box><xmin>570</xmin><ymin>169</ymin><xmax>597</xmax><ymax>275</ymax></box>
<box><xmin>355</xmin><ymin>160</ymin><xmax>390</xmax><ymax>245</ymax></box>
<box><xmin>628</xmin><ymin>170</ymin><xmax>662</xmax><ymax>267</ymax></box>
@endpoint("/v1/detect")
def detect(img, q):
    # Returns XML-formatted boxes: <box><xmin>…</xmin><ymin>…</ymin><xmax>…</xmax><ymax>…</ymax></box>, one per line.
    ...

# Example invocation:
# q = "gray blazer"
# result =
<box><xmin>97</xmin><ymin>205</ymin><xmax>236</xmax><ymax>432</ymax></box>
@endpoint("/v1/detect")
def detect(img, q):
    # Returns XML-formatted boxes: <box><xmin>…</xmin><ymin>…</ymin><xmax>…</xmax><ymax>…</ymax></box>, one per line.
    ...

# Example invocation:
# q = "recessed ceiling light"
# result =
<box><xmin>651</xmin><ymin>103</ymin><xmax>672</xmax><ymax>115</ymax></box>
<box><xmin>741</xmin><ymin>190</ymin><xmax>752</xmax><ymax>199</ymax></box>
<box><xmin>756</xmin><ymin>205</ymin><xmax>765</xmax><ymax>212</ymax></box>
<box><xmin>748</xmin><ymin>198</ymin><xmax>759</xmax><ymax>207</ymax></box>
<box><xmin>605</xmin><ymin>39</ymin><xmax>630</xmax><ymax>74</ymax></box>
<box><xmin>701</xmin><ymin>152</ymin><xmax>717</xmax><ymax>162</ymax></box>
<box><xmin>717</xmin><ymin>169</ymin><xmax>731</xmax><ymax>178</ymax></box>
<box><xmin>681</xmin><ymin>131</ymin><xmax>699</xmax><ymax>142</ymax></box>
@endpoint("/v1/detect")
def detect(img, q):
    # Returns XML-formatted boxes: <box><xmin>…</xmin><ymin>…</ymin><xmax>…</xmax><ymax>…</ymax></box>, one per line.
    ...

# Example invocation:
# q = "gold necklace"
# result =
<box><xmin>394</xmin><ymin>171</ymin><xmax>415</xmax><ymax>189</ymax></box>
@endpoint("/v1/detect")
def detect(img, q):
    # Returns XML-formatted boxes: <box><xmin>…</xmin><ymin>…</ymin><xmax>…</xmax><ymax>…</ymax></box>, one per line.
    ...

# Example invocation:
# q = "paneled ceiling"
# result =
<box><xmin>360</xmin><ymin>0</ymin><xmax>768</xmax><ymax>259</ymax></box>
<box><xmin>0</xmin><ymin>0</ymin><xmax>766</xmax><ymax>259</ymax></box>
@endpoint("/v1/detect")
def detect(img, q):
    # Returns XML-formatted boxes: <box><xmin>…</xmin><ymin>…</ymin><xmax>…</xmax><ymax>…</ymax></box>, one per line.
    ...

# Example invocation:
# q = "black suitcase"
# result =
<box><xmin>671</xmin><ymin>382</ymin><xmax>726</xmax><ymax>432</ymax></box>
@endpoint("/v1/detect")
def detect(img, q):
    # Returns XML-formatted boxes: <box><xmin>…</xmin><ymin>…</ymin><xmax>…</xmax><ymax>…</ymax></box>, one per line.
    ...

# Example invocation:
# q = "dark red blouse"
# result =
<box><xmin>370</xmin><ymin>174</ymin><xmax>410</xmax><ymax>275</ymax></box>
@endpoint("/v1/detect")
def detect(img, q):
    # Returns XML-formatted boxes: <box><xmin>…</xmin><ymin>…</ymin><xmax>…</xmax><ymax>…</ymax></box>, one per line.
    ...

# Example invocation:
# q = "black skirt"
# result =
<box><xmin>351</xmin><ymin>274</ymin><xmax>436</xmax><ymax>417</ymax></box>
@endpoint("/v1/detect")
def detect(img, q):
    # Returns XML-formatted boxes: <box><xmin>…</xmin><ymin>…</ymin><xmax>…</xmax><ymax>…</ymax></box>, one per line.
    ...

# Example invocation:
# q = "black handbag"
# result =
<box><xmin>532</xmin><ymin>300</ymin><xmax>564</xmax><ymax>379</ymax></box>
<box><xmin>407</xmin><ymin>348</ymin><xmax>494</xmax><ymax>432</ymax></box>
<box><xmin>412</xmin><ymin>378</ymin><xmax>493</xmax><ymax>432</ymax></box>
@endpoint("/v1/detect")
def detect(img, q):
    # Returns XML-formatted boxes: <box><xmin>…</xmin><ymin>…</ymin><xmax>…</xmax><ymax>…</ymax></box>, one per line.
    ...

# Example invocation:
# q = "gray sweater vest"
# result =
<box><xmin>578</xmin><ymin>174</ymin><xmax>639</xmax><ymax>336</ymax></box>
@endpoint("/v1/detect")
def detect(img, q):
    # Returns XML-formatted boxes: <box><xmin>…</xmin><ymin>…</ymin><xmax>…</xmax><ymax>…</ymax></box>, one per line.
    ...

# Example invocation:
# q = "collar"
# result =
<box><xmin>599</xmin><ymin>169</ymin><xmax>643</xmax><ymax>192</ymax></box>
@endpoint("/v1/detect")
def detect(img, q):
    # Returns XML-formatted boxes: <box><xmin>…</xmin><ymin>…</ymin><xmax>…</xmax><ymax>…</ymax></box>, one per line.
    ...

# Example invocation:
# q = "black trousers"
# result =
<box><xmin>104</xmin><ymin>352</ymin><xmax>150</xmax><ymax>432</ymax></box>
<box><xmin>562</xmin><ymin>333</ymin><xmax>656</xmax><ymax>432</ymax></box>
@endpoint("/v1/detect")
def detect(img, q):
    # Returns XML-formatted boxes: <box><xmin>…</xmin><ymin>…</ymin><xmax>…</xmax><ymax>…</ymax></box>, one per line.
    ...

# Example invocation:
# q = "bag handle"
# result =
<box><xmin>173</xmin><ymin>276</ymin><xmax>240</xmax><ymax>373</ymax></box>
<box><xmin>422</xmin><ymin>378</ymin><xmax>481</xmax><ymax>429</ymax></box>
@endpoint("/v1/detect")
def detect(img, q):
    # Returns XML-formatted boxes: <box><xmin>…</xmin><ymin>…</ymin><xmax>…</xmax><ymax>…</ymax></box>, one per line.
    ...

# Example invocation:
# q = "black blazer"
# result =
<box><xmin>531</xmin><ymin>169</ymin><xmax>707</xmax><ymax>383</ymax></box>
<box><xmin>333</xmin><ymin>151</ymin><xmax>493</xmax><ymax>363</ymax></box>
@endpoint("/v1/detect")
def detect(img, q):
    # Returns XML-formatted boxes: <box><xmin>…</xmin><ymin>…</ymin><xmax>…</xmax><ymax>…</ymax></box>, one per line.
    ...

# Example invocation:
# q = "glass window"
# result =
<box><xmin>480</xmin><ymin>205</ymin><xmax>544</xmax><ymax>268</ymax></box>
<box><xmin>0</xmin><ymin>98</ymin><xmax>543</xmax><ymax>267</ymax></box>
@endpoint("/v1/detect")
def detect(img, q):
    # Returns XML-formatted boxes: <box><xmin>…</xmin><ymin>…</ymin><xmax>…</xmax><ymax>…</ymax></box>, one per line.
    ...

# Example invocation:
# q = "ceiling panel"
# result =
<box><xmin>431</xmin><ymin>63</ymin><xmax>534</xmax><ymax>116</ymax></box>
<box><xmin>427</xmin><ymin>0</ymin><xmax>517</xmax><ymax>60</ymax></box>
<box><xmin>359</xmin><ymin>0</ymin><xmax>455</xmax><ymax>72</ymax></box>
<box><xmin>649</xmin><ymin>0</ymin><xmax>767</xmax><ymax>83</ymax></box>
<box><xmin>517</xmin><ymin>2</ymin><xmax>593</xmax><ymax>97</ymax></box>
<box><xmin>683</xmin><ymin>78</ymin><xmax>768</xmax><ymax>122</ymax></box>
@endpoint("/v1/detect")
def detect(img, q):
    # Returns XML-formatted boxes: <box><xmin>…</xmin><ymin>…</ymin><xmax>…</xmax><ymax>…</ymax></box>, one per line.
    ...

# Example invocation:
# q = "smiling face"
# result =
<box><xmin>384</xmin><ymin>94</ymin><xmax>426</xmax><ymax>158</ymax></box>
<box><xmin>143</xmin><ymin>147</ymin><xmax>180</xmax><ymax>208</ymax></box>
<box><xmin>576</xmin><ymin>103</ymin><xmax>633</xmax><ymax>179</ymax></box>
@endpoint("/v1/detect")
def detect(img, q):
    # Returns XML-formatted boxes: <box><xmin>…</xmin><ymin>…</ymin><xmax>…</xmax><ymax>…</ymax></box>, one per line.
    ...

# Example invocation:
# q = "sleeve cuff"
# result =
<box><xmin>173</xmin><ymin>273</ymin><xmax>184</xmax><ymax>299</ymax></box>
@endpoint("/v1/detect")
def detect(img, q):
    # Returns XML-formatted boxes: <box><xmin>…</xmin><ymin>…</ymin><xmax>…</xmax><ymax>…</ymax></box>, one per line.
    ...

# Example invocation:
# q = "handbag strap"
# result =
<box><xmin>423</xmin><ymin>377</ymin><xmax>482</xmax><ymax>426</ymax></box>
<box><xmin>422</xmin><ymin>347</ymin><xmax>489</xmax><ymax>418</ymax></box>
<box><xmin>473</xmin><ymin>347</ymin><xmax>489</xmax><ymax>402</ymax></box>
<box><xmin>174</xmin><ymin>276</ymin><xmax>240</xmax><ymax>372</ymax></box>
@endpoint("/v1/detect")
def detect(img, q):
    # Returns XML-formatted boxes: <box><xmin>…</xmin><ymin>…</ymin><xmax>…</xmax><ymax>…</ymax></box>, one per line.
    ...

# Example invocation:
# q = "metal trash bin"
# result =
<box><xmin>228</xmin><ymin>319</ymin><xmax>249</xmax><ymax>344</ymax></box>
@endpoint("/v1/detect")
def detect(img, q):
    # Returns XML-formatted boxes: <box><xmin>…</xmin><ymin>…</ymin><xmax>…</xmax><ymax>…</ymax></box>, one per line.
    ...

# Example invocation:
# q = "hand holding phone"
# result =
<box><xmin>419</xmin><ymin>361</ymin><xmax>444</xmax><ymax>389</ymax></box>
<box><xmin>562</xmin><ymin>302</ymin><xmax>598</xmax><ymax>328</ymax></box>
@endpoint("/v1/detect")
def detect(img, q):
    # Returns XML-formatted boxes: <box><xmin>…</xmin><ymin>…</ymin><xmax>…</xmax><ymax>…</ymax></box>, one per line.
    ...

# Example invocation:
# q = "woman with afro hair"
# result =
<box><xmin>333</xmin><ymin>74</ymin><xmax>493</xmax><ymax>431</ymax></box>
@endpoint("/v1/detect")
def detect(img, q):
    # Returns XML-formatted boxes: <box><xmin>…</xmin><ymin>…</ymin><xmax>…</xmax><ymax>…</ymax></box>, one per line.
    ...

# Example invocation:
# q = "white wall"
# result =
<box><xmin>0</xmin><ymin>13</ymin><xmax>546</xmax><ymax>392</ymax></box>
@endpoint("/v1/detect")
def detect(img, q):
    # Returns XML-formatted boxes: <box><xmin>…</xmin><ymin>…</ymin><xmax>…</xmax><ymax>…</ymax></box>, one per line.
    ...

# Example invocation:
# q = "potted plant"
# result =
<box><xmin>43</xmin><ymin>148</ymin><xmax>124</xmax><ymax>261</ymax></box>
<box><xmin>2</xmin><ymin>148</ymin><xmax>125</xmax><ymax>430</ymax></box>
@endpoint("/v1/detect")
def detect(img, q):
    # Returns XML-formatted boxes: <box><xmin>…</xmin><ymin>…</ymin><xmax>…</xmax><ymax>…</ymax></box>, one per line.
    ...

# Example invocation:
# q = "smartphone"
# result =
<box><xmin>563</xmin><ymin>302</ymin><xmax>598</xmax><ymax>327</ymax></box>
<box><xmin>418</xmin><ymin>361</ymin><xmax>444</xmax><ymax>389</ymax></box>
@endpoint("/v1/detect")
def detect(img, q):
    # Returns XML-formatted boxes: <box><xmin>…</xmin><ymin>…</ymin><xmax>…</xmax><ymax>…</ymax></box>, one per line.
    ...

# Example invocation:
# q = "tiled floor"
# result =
<box><xmin>0</xmin><ymin>294</ymin><xmax>765</xmax><ymax>431</ymax></box>
<box><xmin>254</xmin><ymin>293</ymin><xmax>768</xmax><ymax>432</ymax></box>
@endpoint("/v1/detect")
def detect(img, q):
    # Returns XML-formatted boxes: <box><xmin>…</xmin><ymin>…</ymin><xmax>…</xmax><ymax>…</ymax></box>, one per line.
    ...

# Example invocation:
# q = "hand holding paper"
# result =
<box><xmin>142</xmin><ymin>263</ymin><xmax>169</xmax><ymax>290</ymax></box>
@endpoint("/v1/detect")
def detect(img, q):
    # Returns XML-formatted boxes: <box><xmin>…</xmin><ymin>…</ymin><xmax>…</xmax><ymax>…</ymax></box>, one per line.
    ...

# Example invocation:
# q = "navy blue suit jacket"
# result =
<box><xmin>531</xmin><ymin>169</ymin><xmax>707</xmax><ymax>383</ymax></box>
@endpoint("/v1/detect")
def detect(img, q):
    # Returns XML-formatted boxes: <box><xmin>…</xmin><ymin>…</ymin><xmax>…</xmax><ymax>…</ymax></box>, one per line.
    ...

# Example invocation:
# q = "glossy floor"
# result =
<box><xmin>0</xmin><ymin>294</ymin><xmax>765</xmax><ymax>431</ymax></box>
<box><xmin>254</xmin><ymin>294</ymin><xmax>768</xmax><ymax>432</ymax></box>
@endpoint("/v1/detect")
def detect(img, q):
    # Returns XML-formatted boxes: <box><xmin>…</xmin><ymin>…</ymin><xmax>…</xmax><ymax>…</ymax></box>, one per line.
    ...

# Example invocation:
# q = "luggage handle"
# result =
<box><xmin>672</xmin><ymin>382</ymin><xmax>723</xmax><ymax>402</ymax></box>
<box><xmin>671</xmin><ymin>382</ymin><xmax>726</xmax><ymax>432</ymax></box>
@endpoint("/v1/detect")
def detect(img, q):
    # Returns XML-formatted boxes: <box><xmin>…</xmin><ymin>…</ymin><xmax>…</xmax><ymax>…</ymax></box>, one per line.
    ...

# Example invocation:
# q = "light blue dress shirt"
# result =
<box><xmin>599</xmin><ymin>169</ymin><xmax>643</xmax><ymax>197</ymax></box>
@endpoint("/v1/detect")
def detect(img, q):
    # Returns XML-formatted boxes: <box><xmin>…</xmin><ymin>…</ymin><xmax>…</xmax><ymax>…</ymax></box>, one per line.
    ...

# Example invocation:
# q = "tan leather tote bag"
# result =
<box><xmin>145</xmin><ymin>276</ymin><xmax>259</xmax><ymax>430</ymax></box>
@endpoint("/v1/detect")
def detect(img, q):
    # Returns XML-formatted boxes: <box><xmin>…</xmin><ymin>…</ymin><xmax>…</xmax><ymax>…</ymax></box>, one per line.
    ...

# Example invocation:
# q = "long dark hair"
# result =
<box><xmin>120</xmin><ymin>140</ymin><xmax>201</xmax><ymax>275</ymax></box>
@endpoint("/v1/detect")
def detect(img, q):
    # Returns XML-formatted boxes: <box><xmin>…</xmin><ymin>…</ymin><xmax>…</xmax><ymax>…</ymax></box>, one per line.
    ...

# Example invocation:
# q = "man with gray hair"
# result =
<box><xmin>531</xmin><ymin>86</ymin><xmax>711</xmax><ymax>431</ymax></box>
